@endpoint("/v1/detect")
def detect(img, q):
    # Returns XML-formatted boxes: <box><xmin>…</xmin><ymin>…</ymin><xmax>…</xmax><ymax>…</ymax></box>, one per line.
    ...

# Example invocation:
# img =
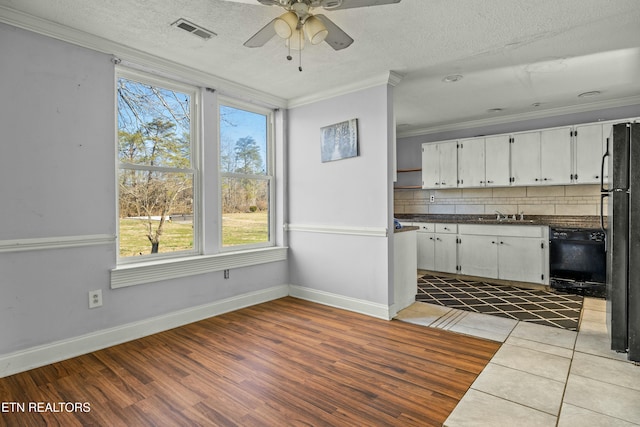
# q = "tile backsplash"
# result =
<box><xmin>394</xmin><ymin>184</ymin><xmax>603</xmax><ymax>216</ymax></box>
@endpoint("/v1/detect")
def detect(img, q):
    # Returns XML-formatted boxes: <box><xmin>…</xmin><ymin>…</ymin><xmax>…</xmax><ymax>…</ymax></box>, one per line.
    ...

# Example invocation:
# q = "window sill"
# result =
<box><xmin>111</xmin><ymin>246</ymin><xmax>288</xmax><ymax>289</ymax></box>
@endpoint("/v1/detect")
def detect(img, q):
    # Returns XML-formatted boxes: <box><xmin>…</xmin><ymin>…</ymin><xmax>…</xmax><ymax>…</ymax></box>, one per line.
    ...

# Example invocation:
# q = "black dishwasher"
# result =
<box><xmin>549</xmin><ymin>228</ymin><xmax>606</xmax><ymax>297</ymax></box>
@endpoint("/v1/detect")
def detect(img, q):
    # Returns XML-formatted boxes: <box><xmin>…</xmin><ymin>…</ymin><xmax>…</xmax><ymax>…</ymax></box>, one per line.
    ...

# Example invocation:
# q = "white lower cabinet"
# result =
<box><xmin>416</xmin><ymin>223</ymin><xmax>436</xmax><ymax>271</ymax></box>
<box><xmin>416</xmin><ymin>222</ymin><xmax>549</xmax><ymax>285</ymax></box>
<box><xmin>416</xmin><ymin>223</ymin><xmax>457</xmax><ymax>274</ymax></box>
<box><xmin>497</xmin><ymin>236</ymin><xmax>547</xmax><ymax>283</ymax></box>
<box><xmin>458</xmin><ymin>234</ymin><xmax>499</xmax><ymax>278</ymax></box>
<box><xmin>434</xmin><ymin>232</ymin><xmax>457</xmax><ymax>274</ymax></box>
<box><xmin>458</xmin><ymin>224</ymin><xmax>549</xmax><ymax>285</ymax></box>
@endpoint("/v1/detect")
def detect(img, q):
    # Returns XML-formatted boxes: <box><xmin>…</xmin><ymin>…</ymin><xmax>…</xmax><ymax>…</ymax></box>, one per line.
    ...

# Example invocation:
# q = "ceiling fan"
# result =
<box><xmin>223</xmin><ymin>0</ymin><xmax>402</xmax><ymax>70</ymax></box>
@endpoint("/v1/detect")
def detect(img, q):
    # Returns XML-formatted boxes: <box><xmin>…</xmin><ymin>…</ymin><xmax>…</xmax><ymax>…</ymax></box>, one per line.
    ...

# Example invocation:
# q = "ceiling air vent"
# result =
<box><xmin>172</xmin><ymin>18</ymin><xmax>216</xmax><ymax>40</ymax></box>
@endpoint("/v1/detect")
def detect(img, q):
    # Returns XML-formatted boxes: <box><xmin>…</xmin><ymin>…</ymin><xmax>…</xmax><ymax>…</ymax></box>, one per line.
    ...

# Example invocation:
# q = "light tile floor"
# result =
<box><xmin>396</xmin><ymin>298</ymin><xmax>640</xmax><ymax>426</ymax></box>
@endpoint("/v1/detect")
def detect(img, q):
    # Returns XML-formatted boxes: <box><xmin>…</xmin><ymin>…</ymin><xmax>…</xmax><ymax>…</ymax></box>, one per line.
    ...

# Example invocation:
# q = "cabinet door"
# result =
<box><xmin>484</xmin><ymin>135</ymin><xmax>511</xmax><ymax>187</ymax></box>
<box><xmin>422</xmin><ymin>143</ymin><xmax>440</xmax><ymax>189</ymax></box>
<box><xmin>459</xmin><ymin>235</ymin><xmax>498</xmax><ymax>278</ymax></box>
<box><xmin>511</xmin><ymin>132</ymin><xmax>541</xmax><ymax>186</ymax></box>
<box><xmin>458</xmin><ymin>138</ymin><xmax>485</xmax><ymax>187</ymax></box>
<box><xmin>434</xmin><ymin>233</ymin><xmax>457</xmax><ymax>273</ymax></box>
<box><xmin>417</xmin><ymin>232</ymin><xmax>435</xmax><ymax>270</ymax></box>
<box><xmin>575</xmin><ymin>124</ymin><xmax>605</xmax><ymax>184</ymax></box>
<box><xmin>541</xmin><ymin>127</ymin><xmax>572</xmax><ymax>185</ymax></box>
<box><xmin>497</xmin><ymin>237</ymin><xmax>545</xmax><ymax>283</ymax></box>
<box><xmin>438</xmin><ymin>141</ymin><xmax>458</xmax><ymax>188</ymax></box>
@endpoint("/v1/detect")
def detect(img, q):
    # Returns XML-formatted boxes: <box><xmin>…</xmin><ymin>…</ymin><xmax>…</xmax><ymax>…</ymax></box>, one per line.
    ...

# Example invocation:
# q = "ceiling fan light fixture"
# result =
<box><xmin>304</xmin><ymin>16</ymin><xmax>328</xmax><ymax>45</ymax></box>
<box><xmin>274</xmin><ymin>11</ymin><xmax>298</xmax><ymax>39</ymax></box>
<box><xmin>285</xmin><ymin>28</ymin><xmax>305</xmax><ymax>50</ymax></box>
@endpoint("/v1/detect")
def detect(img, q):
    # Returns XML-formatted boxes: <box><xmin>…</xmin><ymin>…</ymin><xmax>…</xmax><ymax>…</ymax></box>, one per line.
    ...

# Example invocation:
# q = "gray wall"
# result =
<box><xmin>287</xmin><ymin>85</ymin><xmax>395</xmax><ymax>305</ymax></box>
<box><xmin>0</xmin><ymin>23</ymin><xmax>287</xmax><ymax>356</ymax></box>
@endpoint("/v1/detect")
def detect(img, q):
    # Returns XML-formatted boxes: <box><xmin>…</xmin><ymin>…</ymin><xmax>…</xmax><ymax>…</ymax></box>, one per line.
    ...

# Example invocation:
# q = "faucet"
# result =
<box><xmin>519</xmin><ymin>211</ymin><xmax>524</xmax><ymax>221</ymax></box>
<box><xmin>495</xmin><ymin>210</ymin><xmax>506</xmax><ymax>221</ymax></box>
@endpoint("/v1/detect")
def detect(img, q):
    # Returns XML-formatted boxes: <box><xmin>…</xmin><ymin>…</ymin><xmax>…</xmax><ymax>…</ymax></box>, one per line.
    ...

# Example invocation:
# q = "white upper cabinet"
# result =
<box><xmin>574</xmin><ymin>121</ymin><xmax>618</xmax><ymax>184</ymax></box>
<box><xmin>415</xmin><ymin>118</ymin><xmax>636</xmax><ymax>191</ymax></box>
<box><xmin>457</xmin><ymin>138</ymin><xmax>485</xmax><ymax>187</ymax></box>
<box><xmin>422</xmin><ymin>143</ymin><xmax>439</xmax><ymax>189</ymax></box>
<box><xmin>511</xmin><ymin>127</ymin><xmax>572</xmax><ymax>186</ymax></box>
<box><xmin>421</xmin><ymin>141</ymin><xmax>457</xmax><ymax>189</ymax></box>
<box><xmin>484</xmin><ymin>135</ymin><xmax>511</xmax><ymax>187</ymax></box>
<box><xmin>540</xmin><ymin>126</ymin><xmax>573</xmax><ymax>185</ymax></box>
<box><xmin>457</xmin><ymin>135</ymin><xmax>510</xmax><ymax>188</ymax></box>
<box><xmin>511</xmin><ymin>131</ymin><xmax>541</xmax><ymax>186</ymax></box>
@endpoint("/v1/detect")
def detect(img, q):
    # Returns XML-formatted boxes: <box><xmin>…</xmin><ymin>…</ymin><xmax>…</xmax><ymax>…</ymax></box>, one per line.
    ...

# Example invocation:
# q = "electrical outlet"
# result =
<box><xmin>224</xmin><ymin>269</ymin><xmax>230</xmax><ymax>279</ymax></box>
<box><xmin>430</xmin><ymin>195</ymin><xmax>435</xmax><ymax>203</ymax></box>
<box><xmin>89</xmin><ymin>290</ymin><xmax>102</xmax><ymax>308</ymax></box>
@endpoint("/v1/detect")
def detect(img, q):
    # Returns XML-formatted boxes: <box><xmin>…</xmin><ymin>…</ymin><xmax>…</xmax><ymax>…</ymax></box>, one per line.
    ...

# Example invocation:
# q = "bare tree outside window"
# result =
<box><xmin>117</xmin><ymin>76</ymin><xmax>195</xmax><ymax>257</ymax></box>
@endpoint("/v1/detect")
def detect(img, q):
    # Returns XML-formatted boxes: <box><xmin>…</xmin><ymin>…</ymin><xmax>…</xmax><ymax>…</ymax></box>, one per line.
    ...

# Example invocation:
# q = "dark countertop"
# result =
<box><xmin>394</xmin><ymin>225</ymin><xmax>419</xmax><ymax>233</ymax></box>
<box><xmin>395</xmin><ymin>214</ymin><xmax>604</xmax><ymax>229</ymax></box>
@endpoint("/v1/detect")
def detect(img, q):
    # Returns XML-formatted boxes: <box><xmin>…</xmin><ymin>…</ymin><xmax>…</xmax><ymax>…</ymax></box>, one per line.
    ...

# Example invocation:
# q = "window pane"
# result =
<box><xmin>117</xmin><ymin>77</ymin><xmax>191</xmax><ymax>168</ymax></box>
<box><xmin>221</xmin><ymin>177</ymin><xmax>269</xmax><ymax>247</ymax></box>
<box><xmin>118</xmin><ymin>170</ymin><xmax>194</xmax><ymax>256</ymax></box>
<box><xmin>220</xmin><ymin>105</ymin><xmax>267</xmax><ymax>175</ymax></box>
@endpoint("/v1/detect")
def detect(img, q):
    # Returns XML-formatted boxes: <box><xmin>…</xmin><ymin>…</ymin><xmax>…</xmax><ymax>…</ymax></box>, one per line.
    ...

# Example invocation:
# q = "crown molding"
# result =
<box><xmin>288</xmin><ymin>70</ymin><xmax>404</xmax><ymax>109</ymax></box>
<box><xmin>0</xmin><ymin>5</ymin><xmax>288</xmax><ymax>109</ymax></box>
<box><xmin>397</xmin><ymin>95</ymin><xmax>640</xmax><ymax>138</ymax></box>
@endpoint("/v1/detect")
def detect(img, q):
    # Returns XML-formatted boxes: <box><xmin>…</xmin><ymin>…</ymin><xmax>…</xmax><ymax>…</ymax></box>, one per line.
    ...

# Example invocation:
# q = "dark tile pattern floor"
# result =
<box><xmin>417</xmin><ymin>274</ymin><xmax>584</xmax><ymax>331</ymax></box>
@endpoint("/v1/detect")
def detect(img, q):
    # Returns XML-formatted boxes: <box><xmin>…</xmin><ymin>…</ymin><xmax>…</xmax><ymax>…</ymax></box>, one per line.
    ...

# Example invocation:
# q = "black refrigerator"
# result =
<box><xmin>601</xmin><ymin>122</ymin><xmax>640</xmax><ymax>362</ymax></box>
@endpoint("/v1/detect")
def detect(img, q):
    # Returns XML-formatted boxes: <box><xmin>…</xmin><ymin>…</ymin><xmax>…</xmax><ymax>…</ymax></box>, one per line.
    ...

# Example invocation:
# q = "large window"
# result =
<box><xmin>219</xmin><ymin>101</ymin><xmax>273</xmax><ymax>248</ymax></box>
<box><xmin>117</xmin><ymin>72</ymin><xmax>197</xmax><ymax>259</ymax></box>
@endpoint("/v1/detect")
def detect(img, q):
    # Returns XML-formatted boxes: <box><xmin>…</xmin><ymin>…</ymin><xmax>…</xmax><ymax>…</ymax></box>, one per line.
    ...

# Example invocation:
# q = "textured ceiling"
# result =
<box><xmin>1</xmin><ymin>0</ymin><xmax>639</xmax><ymax>136</ymax></box>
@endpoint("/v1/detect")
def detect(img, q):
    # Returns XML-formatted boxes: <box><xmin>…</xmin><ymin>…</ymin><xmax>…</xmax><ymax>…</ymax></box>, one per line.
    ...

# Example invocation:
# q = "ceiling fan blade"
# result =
<box><xmin>219</xmin><ymin>0</ymin><xmax>280</xmax><ymax>5</ymax></box>
<box><xmin>243</xmin><ymin>18</ymin><xmax>278</xmax><ymax>47</ymax></box>
<box><xmin>314</xmin><ymin>14</ymin><xmax>354</xmax><ymax>50</ymax></box>
<box><xmin>322</xmin><ymin>0</ymin><xmax>401</xmax><ymax>10</ymax></box>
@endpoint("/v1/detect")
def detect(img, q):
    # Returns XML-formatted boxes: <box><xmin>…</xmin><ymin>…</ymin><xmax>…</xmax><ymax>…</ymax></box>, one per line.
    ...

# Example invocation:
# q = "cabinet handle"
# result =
<box><xmin>429</xmin><ymin>237</ymin><xmax>434</xmax><ymax>240</ymax></box>
<box><xmin>480</xmin><ymin>180</ymin><xmax>485</xmax><ymax>184</ymax></box>
<box><xmin>436</xmin><ymin>237</ymin><xmax>441</xmax><ymax>241</ymax></box>
<box><xmin>500</xmin><ymin>241</ymin><xmax>504</xmax><ymax>244</ymax></box>
<box><xmin>441</xmin><ymin>182</ymin><xmax>446</xmax><ymax>185</ymax></box>
<box><xmin>543</xmin><ymin>178</ymin><xmax>549</xmax><ymax>181</ymax></box>
<box><xmin>487</xmin><ymin>180</ymin><xmax>494</xmax><ymax>184</ymax></box>
<box><xmin>491</xmin><ymin>241</ymin><xmax>496</xmax><ymax>244</ymax></box>
<box><xmin>435</xmin><ymin>182</ymin><xmax>440</xmax><ymax>185</ymax></box>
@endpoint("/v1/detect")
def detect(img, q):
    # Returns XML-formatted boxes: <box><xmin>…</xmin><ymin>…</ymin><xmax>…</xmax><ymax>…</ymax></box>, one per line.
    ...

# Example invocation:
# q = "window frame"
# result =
<box><xmin>115</xmin><ymin>68</ymin><xmax>201</xmax><ymax>264</ymax></box>
<box><xmin>110</xmin><ymin>68</ymin><xmax>286</xmax><ymax>289</ymax></box>
<box><xmin>218</xmin><ymin>97</ymin><xmax>276</xmax><ymax>252</ymax></box>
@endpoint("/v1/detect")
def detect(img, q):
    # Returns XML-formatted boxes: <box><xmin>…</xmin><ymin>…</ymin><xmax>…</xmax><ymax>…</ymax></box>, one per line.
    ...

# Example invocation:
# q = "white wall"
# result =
<box><xmin>0</xmin><ymin>23</ymin><xmax>287</xmax><ymax>373</ymax></box>
<box><xmin>287</xmin><ymin>84</ymin><xmax>395</xmax><ymax>315</ymax></box>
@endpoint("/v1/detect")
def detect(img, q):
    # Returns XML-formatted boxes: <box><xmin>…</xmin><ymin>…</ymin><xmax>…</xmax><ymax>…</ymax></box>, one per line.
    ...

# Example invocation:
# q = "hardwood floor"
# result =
<box><xmin>0</xmin><ymin>297</ymin><xmax>500</xmax><ymax>426</ymax></box>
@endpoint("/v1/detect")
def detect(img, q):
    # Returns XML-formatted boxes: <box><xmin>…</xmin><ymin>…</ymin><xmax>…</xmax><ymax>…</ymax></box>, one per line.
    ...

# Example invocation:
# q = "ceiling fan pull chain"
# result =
<box><xmin>298</xmin><ymin>30</ymin><xmax>303</xmax><ymax>71</ymax></box>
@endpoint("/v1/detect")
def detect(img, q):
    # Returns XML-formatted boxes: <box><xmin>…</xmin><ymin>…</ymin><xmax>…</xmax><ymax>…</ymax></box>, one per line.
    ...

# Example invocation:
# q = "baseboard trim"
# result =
<box><xmin>0</xmin><ymin>285</ymin><xmax>289</xmax><ymax>378</ymax></box>
<box><xmin>289</xmin><ymin>285</ymin><xmax>392</xmax><ymax>320</ymax></box>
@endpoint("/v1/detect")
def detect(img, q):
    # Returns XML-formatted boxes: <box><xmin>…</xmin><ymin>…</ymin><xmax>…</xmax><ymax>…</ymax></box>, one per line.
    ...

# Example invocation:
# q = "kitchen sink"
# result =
<box><xmin>476</xmin><ymin>217</ymin><xmax>536</xmax><ymax>224</ymax></box>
